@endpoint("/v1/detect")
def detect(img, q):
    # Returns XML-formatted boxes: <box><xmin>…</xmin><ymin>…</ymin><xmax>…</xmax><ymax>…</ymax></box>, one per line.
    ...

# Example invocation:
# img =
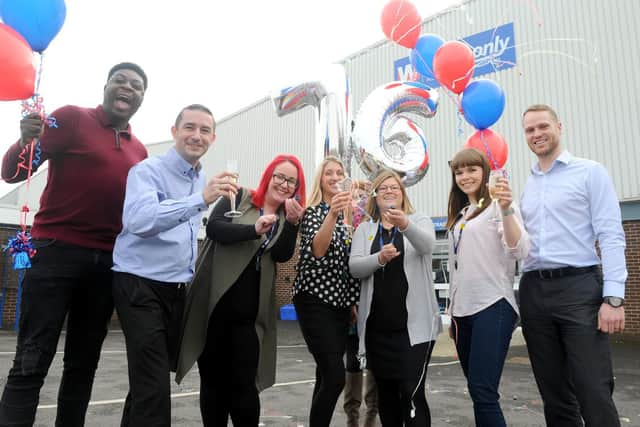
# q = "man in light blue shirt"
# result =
<box><xmin>112</xmin><ymin>104</ymin><xmax>237</xmax><ymax>426</ymax></box>
<box><xmin>519</xmin><ymin>104</ymin><xmax>626</xmax><ymax>427</ymax></box>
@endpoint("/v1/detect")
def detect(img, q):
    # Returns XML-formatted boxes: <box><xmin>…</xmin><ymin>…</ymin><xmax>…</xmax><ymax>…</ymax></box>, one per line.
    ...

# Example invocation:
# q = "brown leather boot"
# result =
<box><xmin>363</xmin><ymin>370</ymin><xmax>379</xmax><ymax>427</ymax></box>
<box><xmin>343</xmin><ymin>372</ymin><xmax>363</xmax><ymax>427</ymax></box>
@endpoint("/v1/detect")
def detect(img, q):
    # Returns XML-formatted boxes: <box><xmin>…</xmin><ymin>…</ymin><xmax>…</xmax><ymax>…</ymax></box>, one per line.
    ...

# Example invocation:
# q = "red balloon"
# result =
<box><xmin>380</xmin><ymin>0</ymin><xmax>422</xmax><ymax>49</ymax></box>
<box><xmin>433</xmin><ymin>41</ymin><xmax>475</xmax><ymax>94</ymax></box>
<box><xmin>465</xmin><ymin>129</ymin><xmax>508</xmax><ymax>170</ymax></box>
<box><xmin>0</xmin><ymin>23</ymin><xmax>35</xmax><ymax>101</ymax></box>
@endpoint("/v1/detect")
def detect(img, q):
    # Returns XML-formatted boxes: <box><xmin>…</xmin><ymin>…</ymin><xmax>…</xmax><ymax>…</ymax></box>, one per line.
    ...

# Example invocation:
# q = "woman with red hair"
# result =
<box><xmin>176</xmin><ymin>154</ymin><xmax>306</xmax><ymax>426</ymax></box>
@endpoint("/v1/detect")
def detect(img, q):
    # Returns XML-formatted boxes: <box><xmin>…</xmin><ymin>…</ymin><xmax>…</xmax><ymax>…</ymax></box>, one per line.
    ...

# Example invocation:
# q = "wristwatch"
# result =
<box><xmin>501</xmin><ymin>207</ymin><xmax>515</xmax><ymax>217</ymax></box>
<box><xmin>603</xmin><ymin>296</ymin><xmax>624</xmax><ymax>308</ymax></box>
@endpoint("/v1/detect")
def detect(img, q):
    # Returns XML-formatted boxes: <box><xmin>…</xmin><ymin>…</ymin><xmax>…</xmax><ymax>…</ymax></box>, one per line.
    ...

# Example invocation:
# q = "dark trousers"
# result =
<box><xmin>374</xmin><ymin>341</ymin><xmax>434</xmax><ymax>427</ymax></box>
<box><xmin>0</xmin><ymin>241</ymin><xmax>114</xmax><ymax>427</ymax></box>
<box><xmin>345</xmin><ymin>332</ymin><xmax>360</xmax><ymax>373</ymax></box>
<box><xmin>112</xmin><ymin>272</ymin><xmax>185</xmax><ymax>427</ymax></box>
<box><xmin>453</xmin><ymin>298</ymin><xmax>517</xmax><ymax>427</ymax></box>
<box><xmin>520</xmin><ymin>269</ymin><xmax>620</xmax><ymax>427</ymax></box>
<box><xmin>295</xmin><ymin>293</ymin><xmax>350</xmax><ymax>427</ymax></box>
<box><xmin>197</xmin><ymin>285</ymin><xmax>261</xmax><ymax>427</ymax></box>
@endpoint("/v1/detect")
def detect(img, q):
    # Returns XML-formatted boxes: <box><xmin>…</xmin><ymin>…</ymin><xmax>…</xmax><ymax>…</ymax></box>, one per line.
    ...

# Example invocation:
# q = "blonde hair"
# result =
<box><xmin>365</xmin><ymin>170</ymin><xmax>415</xmax><ymax>222</ymax></box>
<box><xmin>306</xmin><ymin>156</ymin><xmax>346</xmax><ymax>207</ymax></box>
<box><xmin>522</xmin><ymin>104</ymin><xmax>559</xmax><ymax>122</ymax></box>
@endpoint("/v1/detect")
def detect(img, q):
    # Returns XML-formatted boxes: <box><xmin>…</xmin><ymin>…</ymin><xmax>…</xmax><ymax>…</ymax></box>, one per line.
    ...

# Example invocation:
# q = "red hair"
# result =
<box><xmin>251</xmin><ymin>154</ymin><xmax>306</xmax><ymax>211</ymax></box>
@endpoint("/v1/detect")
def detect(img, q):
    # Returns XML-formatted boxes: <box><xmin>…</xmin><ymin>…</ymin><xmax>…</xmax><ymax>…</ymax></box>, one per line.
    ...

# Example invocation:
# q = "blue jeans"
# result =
<box><xmin>0</xmin><ymin>240</ymin><xmax>114</xmax><ymax>427</ymax></box>
<box><xmin>452</xmin><ymin>298</ymin><xmax>517</xmax><ymax>427</ymax></box>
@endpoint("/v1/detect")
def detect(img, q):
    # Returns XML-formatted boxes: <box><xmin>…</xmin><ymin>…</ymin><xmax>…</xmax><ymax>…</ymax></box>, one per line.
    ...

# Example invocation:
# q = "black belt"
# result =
<box><xmin>523</xmin><ymin>265</ymin><xmax>598</xmax><ymax>280</ymax></box>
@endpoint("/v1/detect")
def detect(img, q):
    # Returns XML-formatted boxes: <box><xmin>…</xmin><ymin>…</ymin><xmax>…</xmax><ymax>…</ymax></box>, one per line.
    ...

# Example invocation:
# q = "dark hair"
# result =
<box><xmin>445</xmin><ymin>148</ymin><xmax>492</xmax><ymax>229</ymax></box>
<box><xmin>174</xmin><ymin>104</ymin><xmax>215</xmax><ymax>130</ymax></box>
<box><xmin>251</xmin><ymin>155</ymin><xmax>306</xmax><ymax>212</ymax></box>
<box><xmin>107</xmin><ymin>62</ymin><xmax>148</xmax><ymax>90</ymax></box>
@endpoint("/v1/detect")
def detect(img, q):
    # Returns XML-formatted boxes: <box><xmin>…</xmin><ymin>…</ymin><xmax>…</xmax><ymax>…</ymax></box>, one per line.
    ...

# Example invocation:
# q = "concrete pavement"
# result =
<box><xmin>0</xmin><ymin>320</ymin><xmax>638</xmax><ymax>426</ymax></box>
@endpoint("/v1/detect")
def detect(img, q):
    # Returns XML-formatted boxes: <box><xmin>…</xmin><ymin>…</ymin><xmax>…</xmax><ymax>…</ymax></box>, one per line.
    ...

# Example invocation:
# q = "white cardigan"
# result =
<box><xmin>349</xmin><ymin>213</ymin><xmax>443</xmax><ymax>363</ymax></box>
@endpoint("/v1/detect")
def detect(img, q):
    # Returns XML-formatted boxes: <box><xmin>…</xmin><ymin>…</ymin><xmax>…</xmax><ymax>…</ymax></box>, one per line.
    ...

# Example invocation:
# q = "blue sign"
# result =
<box><xmin>394</xmin><ymin>22</ymin><xmax>516</xmax><ymax>86</ymax></box>
<box><xmin>432</xmin><ymin>216</ymin><xmax>447</xmax><ymax>232</ymax></box>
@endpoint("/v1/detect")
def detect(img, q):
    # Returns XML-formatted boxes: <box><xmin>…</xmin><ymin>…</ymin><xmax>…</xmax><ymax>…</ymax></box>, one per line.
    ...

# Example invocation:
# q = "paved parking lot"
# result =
<box><xmin>0</xmin><ymin>320</ymin><xmax>638</xmax><ymax>426</ymax></box>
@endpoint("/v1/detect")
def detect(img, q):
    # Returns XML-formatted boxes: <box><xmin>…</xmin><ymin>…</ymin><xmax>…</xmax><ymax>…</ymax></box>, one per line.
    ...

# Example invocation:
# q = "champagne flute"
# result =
<box><xmin>224</xmin><ymin>159</ymin><xmax>243</xmax><ymax>218</ymax></box>
<box><xmin>488</xmin><ymin>168</ymin><xmax>507</xmax><ymax>223</ymax></box>
<box><xmin>335</xmin><ymin>176</ymin><xmax>353</xmax><ymax>232</ymax></box>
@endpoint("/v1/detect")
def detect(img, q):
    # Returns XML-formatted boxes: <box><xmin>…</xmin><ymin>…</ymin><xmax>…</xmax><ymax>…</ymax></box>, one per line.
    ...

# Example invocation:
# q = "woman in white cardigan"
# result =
<box><xmin>349</xmin><ymin>170</ymin><xmax>442</xmax><ymax>426</ymax></box>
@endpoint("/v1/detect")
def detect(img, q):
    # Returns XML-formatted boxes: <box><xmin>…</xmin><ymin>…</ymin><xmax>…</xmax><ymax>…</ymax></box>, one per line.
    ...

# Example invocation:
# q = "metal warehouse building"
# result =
<box><xmin>0</xmin><ymin>0</ymin><xmax>639</xmax><ymax>335</ymax></box>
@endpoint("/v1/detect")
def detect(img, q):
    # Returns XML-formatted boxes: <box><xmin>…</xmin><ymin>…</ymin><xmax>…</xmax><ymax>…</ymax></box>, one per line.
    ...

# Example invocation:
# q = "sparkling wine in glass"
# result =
<box><xmin>335</xmin><ymin>177</ymin><xmax>353</xmax><ymax>231</ymax></box>
<box><xmin>488</xmin><ymin>169</ymin><xmax>506</xmax><ymax>223</ymax></box>
<box><xmin>224</xmin><ymin>160</ymin><xmax>243</xmax><ymax>218</ymax></box>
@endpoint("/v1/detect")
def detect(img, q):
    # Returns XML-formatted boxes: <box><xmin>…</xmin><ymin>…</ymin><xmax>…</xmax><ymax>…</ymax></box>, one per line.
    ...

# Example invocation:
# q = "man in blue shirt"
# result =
<box><xmin>519</xmin><ymin>104</ymin><xmax>626</xmax><ymax>426</ymax></box>
<box><xmin>111</xmin><ymin>104</ymin><xmax>237</xmax><ymax>426</ymax></box>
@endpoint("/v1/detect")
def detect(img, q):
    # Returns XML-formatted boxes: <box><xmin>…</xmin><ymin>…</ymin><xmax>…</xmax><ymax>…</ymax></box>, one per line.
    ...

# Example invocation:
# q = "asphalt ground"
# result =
<box><xmin>0</xmin><ymin>320</ymin><xmax>638</xmax><ymax>426</ymax></box>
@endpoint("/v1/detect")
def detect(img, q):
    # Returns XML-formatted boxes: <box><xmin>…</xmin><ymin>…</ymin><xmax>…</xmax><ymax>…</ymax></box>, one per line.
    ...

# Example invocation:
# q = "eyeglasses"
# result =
<box><xmin>377</xmin><ymin>185</ymin><xmax>401</xmax><ymax>193</ymax></box>
<box><xmin>272</xmin><ymin>173</ymin><xmax>298</xmax><ymax>189</ymax></box>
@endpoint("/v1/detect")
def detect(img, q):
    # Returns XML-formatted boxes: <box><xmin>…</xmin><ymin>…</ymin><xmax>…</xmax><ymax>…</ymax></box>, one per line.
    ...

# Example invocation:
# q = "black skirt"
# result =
<box><xmin>365</xmin><ymin>326</ymin><xmax>432</xmax><ymax>380</ymax></box>
<box><xmin>294</xmin><ymin>292</ymin><xmax>350</xmax><ymax>354</ymax></box>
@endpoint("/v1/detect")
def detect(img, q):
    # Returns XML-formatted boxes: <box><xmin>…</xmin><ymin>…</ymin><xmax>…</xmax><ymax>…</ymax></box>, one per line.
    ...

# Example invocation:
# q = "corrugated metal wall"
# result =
<box><xmin>210</xmin><ymin>0</ymin><xmax>640</xmax><ymax>219</ymax></box>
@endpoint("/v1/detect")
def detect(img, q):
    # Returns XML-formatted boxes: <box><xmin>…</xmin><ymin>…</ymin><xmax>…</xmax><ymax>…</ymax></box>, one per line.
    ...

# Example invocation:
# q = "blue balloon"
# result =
<box><xmin>461</xmin><ymin>79</ymin><xmax>506</xmax><ymax>130</ymax></box>
<box><xmin>410</xmin><ymin>34</ymin><xmax>444</xmax><ymax>79</ymax></box>
<box><xmin>0</xmin><ymin>0</ymin><xmax>66</xmax><ymax>53</ymax></box>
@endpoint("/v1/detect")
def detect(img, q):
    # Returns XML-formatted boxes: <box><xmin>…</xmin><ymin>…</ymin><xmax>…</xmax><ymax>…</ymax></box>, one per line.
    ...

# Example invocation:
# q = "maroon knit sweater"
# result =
<box><xmin>1</xmin><ymin>105</ymin><xmax>148</xmax><ymax>251</ymax></box>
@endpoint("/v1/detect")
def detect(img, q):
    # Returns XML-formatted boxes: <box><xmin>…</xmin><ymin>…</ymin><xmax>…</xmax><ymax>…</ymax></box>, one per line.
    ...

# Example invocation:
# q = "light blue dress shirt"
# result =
<box><xmin>113</xmin><ymin>147</ymin><xmax>208</xmax><ymax>283</ymax></box>
<box><xmin>520</xmin><ymin>150</ymin><xmax>627</xmax><ymax>298</ymax></box>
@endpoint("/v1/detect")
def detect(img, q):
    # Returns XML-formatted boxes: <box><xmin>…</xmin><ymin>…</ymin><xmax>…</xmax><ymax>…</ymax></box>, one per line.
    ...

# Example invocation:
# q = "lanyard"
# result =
<box><xmin>450</xmin><ymin>207</ymin><xmax>469</xmax><ymax>270</ymax></box>
<box><xmin>378</xmin><ymin>222</ymin><xmax>398</xmax><ymax>249</ymax></box>
<box><xmin>256</xmin><ymin>208</ymin><xmax>278</xmax><ymax>270</ymax></box>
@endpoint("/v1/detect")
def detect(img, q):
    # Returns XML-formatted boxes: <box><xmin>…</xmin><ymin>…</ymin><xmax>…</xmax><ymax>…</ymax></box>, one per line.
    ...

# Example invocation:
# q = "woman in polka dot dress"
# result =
<box><xmin>292</xmin><ymin>156</ymin><xmax>360</xmax><ymax>427</ymax></box>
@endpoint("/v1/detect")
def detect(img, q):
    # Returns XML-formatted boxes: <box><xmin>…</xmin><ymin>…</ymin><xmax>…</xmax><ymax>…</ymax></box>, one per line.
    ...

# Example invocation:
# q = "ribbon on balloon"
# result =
<box><xmin>0</xmin><ymin>0</ymin><xmax>67</xmax><ymax>270</ymax></box>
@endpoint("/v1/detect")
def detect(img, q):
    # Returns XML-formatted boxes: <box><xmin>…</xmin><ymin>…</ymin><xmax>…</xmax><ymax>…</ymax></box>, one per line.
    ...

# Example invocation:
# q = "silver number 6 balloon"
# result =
<box><xmin>271</xmin><ymin>68</ymin><xmax>438</xmax><ymax>187</ymax></box>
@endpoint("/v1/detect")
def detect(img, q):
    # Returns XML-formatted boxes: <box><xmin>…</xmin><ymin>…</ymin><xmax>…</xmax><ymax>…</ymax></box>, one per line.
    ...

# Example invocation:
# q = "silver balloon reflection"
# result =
<box><xmin>352</xmin><ymin>81</ymin><xmax>438</xmax><ymax>187</ymax></box>
<box><xmin>271</xmin><ymin>64</ymin><xmax>352</xmax><ymax>174</ymax></box>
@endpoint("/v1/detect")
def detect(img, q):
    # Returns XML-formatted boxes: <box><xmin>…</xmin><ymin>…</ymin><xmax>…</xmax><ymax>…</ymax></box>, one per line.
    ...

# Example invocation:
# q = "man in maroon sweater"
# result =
<box><xmin>0</xmin><ymin>62</ymin><xmax>148</xmax><ymax>427</ymax></box>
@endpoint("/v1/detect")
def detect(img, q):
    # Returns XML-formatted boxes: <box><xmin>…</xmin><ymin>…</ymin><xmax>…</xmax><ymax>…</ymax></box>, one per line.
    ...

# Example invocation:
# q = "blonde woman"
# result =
<box><xmin>349</xmin><ymin>170</ymin><xmax>442</xmax><ymax>426</ymax></box>
<box><xmin>292</xmin><ymin>156</ymin><xmax>359</xmax><ymax>427</ymax></box>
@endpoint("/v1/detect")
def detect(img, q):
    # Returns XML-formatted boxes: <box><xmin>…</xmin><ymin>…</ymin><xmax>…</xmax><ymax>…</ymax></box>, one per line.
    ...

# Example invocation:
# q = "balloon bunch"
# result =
<box><xmin>382</xmin><ymin>0</ymin><xmax>508</xmax><ymax>170</ymax></box>
<box><xmin>0</xmin><ymin>0</ymin><xmax>67</xmax><ymax>269</ymax></box>
<box><xmin>0</xmin><ymin>0</ymin><xmax>67</xmax><ymax>101</ymax></box>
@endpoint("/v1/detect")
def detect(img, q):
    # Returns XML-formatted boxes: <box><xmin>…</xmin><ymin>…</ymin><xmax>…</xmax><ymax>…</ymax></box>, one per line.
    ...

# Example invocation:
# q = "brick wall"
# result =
<box><xmin>623</xmin><ymin>220</ymin><xmax>640</xmax><ymax>336</ymax></box>
<box><xmin>275</xmin><ymin>239</ymin><xmax>301</xmax><ymax>308</ymax></box>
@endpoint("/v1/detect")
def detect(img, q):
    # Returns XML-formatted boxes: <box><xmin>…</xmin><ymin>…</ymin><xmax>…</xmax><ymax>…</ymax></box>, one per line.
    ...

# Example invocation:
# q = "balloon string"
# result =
<box><xmin>479</xmin><ymin>130</ymin><xmax>500</xmax><ymax>170</ymax></box>
<box><xmin>456</xmin><ymin>110</ymin><xmax>465</xmax><ymax>141</ymax></box>
<box><xmin>35</xmin><ymin>53</ymin><xmax>44</xmax><ymax>95</ymax></box>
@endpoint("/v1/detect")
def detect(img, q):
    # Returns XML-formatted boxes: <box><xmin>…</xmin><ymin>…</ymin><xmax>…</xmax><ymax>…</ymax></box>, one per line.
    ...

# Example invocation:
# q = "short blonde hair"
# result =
<box><xmin>365</xmin><ymin>170</ymin><xmax>415</xmax><ymax>221</ymax></box>
<box><xmin>522</xmin><ymin>104</ymin><xmax>558</xmax><ymax>122</ymax></box>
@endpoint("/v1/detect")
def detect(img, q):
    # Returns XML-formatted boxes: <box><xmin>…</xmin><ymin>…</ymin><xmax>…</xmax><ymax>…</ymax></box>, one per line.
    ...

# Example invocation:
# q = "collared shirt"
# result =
<box><xmin>520</xmin><ymin>150</ymin><xmax>627</xmax><ymax>298</ymax></box>
<box><xmin>113</xmin><ymin>147</ymin><xmax>208</xmax><ymax>283</ymax></box>
<box><xmin>1</xmin><ymin>105</ymin><xmax>147</xmax><ymax>251</ymax></box>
